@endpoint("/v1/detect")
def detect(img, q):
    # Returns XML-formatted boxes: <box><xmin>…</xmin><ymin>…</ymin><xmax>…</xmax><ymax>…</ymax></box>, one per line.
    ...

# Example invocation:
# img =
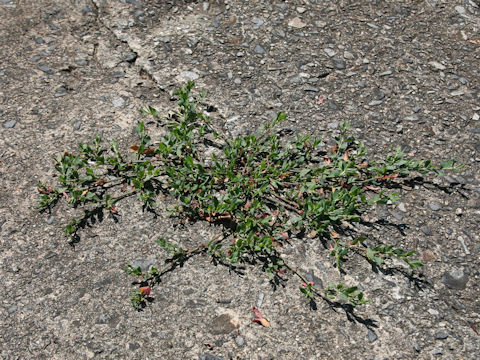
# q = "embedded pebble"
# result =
<box><xmin>74</xmin><ymin>59</ymin><xmax>88</xmax><ymax>66</ymax></box>
<box><xmin>429</xmin><ymin>202</ymin><xmax>442</xmax><ymax>211</ymax></box>
<box><xmin>457</xmin><ymin>236</ymin><xmax>470</xmax><ymax>255</ymax></box>
<box><xmin>328</xmin><ymin>101</ymin><xmax>340</xmax><ymax>111</ymax></box>
<box><xmin>199</xmin><ymin>354</ymin><xmax>225</xmax><ymax>360</ymax></box>
<box><xmin>455</xmin><ymin>6</ymin><xmax>466</xmax><ymax>15</ymax></box>
<box><xmin>429</xmin><ymin>61</ymin><xmax>446</xmax><ymax>71</ymax></box>
<box><xmin>324</xmin><ymin>48</ymin><xmax>336</xmax><ymax>57</ymax></box>
<box><xmin>112</xmin><ymin>97</ymin><xmax>125</xmax><ymax>108</ymax></box>
<box><xmin>288</xmin><ymin>17</ymin><xmax>306</xmax><ymax>28</ymax></box>
<box><xmin>421</xmin><ymin>226</ymin><xmax>432</xmax><ymax>236</ymax></box>
<box><xmin>397</xmin><ymin>203</ymin><xmax>407</xmax><ymax>212</ymax></box>
<box><xmin>256</xmin><ymin>292</ymin><xmax>264</xmax><ymax>308</ymax></box>
<box><xmin>254</xmin><ymin>45</ymin><xmax>266</xmax><ymax>54</ymax></box>
<box><xmin>123</xmin><ymin>52</ymin><xmax>137</xmax><ymax>63</ymax></box>
<box><xmin>368</xmin><ymin>329</ymin><xmax>377</xmax><ymax>343</ymax></box>
<box><xmin>55</xmin><ymin>86</ymin><xmax>68</xmax><ymax>97</ymax></box>
<box><xmin>38</xmin><ymin>65</ymin><xmax>52</xmax><ymax>73</ymax></box>
<box><xmin>178</xmin><ymin>70</ymin><xmax>199</xmax><ymax>81</ymax></box>
<box><xmin>442</xmin><ymin>269</ymin><xmax>469</xmax><ymax>290</ymax></box>
<box><xmin>235</xmin><ymin>335</ymin><xmax>245</xmax><ymax>347</ymax></box>
<box><xmin>332</xmin><ymin>58</ymin><xmax>346</xmax><ymax>70</ymax></box>
<box><xmin>3</xmin><ymin>120</ymin><xmax>16</xmax><ymax>128</ymax></box>
<box><xmin>435</xmin><ymin>332</ymin><xmax>448</xmax><ymax>340</ymax></box>
<box><xmin>428</xmin><ymin>308</ymin><xmax>439</xmax><ymax>316</ymax></box>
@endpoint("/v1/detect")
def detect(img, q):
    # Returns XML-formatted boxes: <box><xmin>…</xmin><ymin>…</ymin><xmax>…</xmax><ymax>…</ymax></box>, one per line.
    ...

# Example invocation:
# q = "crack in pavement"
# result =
<box><xmin>90</xmin><ymin>0</ymin><xmax>165</xmax><ymax>90</ymax></box>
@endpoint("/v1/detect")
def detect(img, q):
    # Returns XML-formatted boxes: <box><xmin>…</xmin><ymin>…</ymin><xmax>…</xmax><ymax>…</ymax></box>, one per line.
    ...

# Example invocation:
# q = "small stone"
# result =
<box><xmin>128</xmin><ymin>342</ymin><xmax>140</xmax><ymax>351</ymax></box>
<box><xmin>328</xmin><ymin>101</ymin><xmax>340</xmax><ymax>111</ymax></box>
<box><xmin>422</xmin><ymin>250</ymin><xmax>436</xmax><ymax>262</ymax></box>
<box><xmin>226</xmin><ymin>115</ymin><xmax>239</xmax><ymax>124</ymax></box>
<box><xmin>75</xmin><ymin>59</ymin><xmax>88</xmax><ymax>66</ymax></box>
<box><xmin>413</xmin><ymin>342</ymin><xmax>421</xmax><ymax>352</ymax></box>
<box><xmin>126</xmin><ymin>0</ymin><xmax>143</xmax><ymax>7</ymax></box>
<box><xmin>421</xmin><ymin>226</ymin><xmax>432</xmax><ymax>236</ymax></box>
<box><xmin>305</xmin><ymin>269</ymin><xmax>323</xmax><ymax>288</ymax></box>
<box><xmin>254</xmin><ymin>45</ymin><xmax>266</xmax><ymax>54</ymax></box>
<box><xmin>435</xmin><ymin>332</ymin><xmax>448</xmax><ymax>340</ymax></box>
<box><xmin>397</xmin><ymin>203</ymin><xmax>407</xmax><ymax>212</ymax></box>
<box><xmin>112</xmin><ymin>97</ymin><xmax>125</xmax><ymax>108</ymax></box>
<box><xmin>429</xmin><ymin>202</ymin><xmax>442</xmax><ymax>211</ymax></box>
<box><xmin>35</xmin><ymin>37</ymin><xmax>44</xmax><ymax>44</ymax></box>
<box><xmin>457</xmin><ymin>236</ymin><xmax>470</xmax><ymax>255</ymax></box>
<box><xmin>323</xmin><ymin>48</ymin><xmax>336</xmax><ymax>57</ymax></box>
<box><xmin>7</xmin><ymin>305</ymin><xmax>17</xmax><ymax>314</ymax></box>
<box><xmin>289</xmin><ymin>75</ymin><xmax>302</xmax><ymax>84</ymax></box>
<box><xmin>332</xmin><ymin>58</ymin><xmax>346</xmax><ymax>70</ymax></box>
<box><xmin>442</xmin><ymin>269</ymin><xmax>469</xmax><ymax>290</ymax></box>
<box><xmin>47</xmin><ymin>216</ymin><xmax>55</xmax><ymax>224</ymax></box>
<box><xmin>428</xmin><ymin>308</ymin><xmax>439</xmax><ymax>316</ymax></box>
<box><xmin>82</xmin><ymin>5</ymin><xmax>92</xmax><ymax>15</ymax></box>
<box><xmin>38</xmin><ymin>65</ymin><xmax>52</xmax><ymax>74</ymax></box>
<box><xmin>210</xmin><ymin>314</ymin><xmax>236</xmax><ymax>335</ymax></box>
<box><xmin>455</xmin><ymin>6</ymin><xmax>466</xmax><ymax>15</ymax></box>
<box><xmin>343</xmin><ymin>51</ymin><xmax>354</xmax><ymax>59</ymax></box>
<box><xmin>296</xmin><ymin>7</ymin><xmax>306</xmax><ymax>14</ymax></box>
<box><xmin>256</xmin><ymin>293</ymin><xmax>264</xmax><ymax>308</ymax></box>
<box><xmin>429</xmin><ymin>61</ymin><xmax>446</xmax><ymax>71</ymax></box>
<box><xmin>432</xmin><ymin>348</ymin><xmax>443</xmax><ymax>356</ymax></box>
<box><xmin>288</xmin><ymin>17</ymin><xmax>306</xmax><ymax>28</ymax></box>
<box><xmin>3</xmin><ymin>120</ymin><xmax>16</xmax><ymax>128</ymax></box>
<box><xmin>235</xmin><ymin>335</ymin><xmax>245</xmax><ymax>347</ymax></box>
<box><xmin>73</xmin><ymin>120</ymin><xmax>82</xmax><ymax>130</ymax></box>
<box><xmin>455</xmin><ymin>208</ymin><xmax>462</xmax><ymax>216</ymax></box>
<box><xmin>389</xmin><ymin>210</ymin><xmax>403</xmax><ymax>221</ymax></box>
<box><xmin>368</xmin><ymin>100</ymin><xmax>384</xmax><ymax>106</ymax></box>
<box><xmin>55</xmin><ymin>86</ymin><xmax>68</xmax><ymax>97</ymax></box>
<box><xmin>124</xmin><ymin>52</ymin><xmax>137</xmax><ymax>63</ymax></box>
<box><xmin>234</xmin><ymin>78</ymin><xmax>241</xmax><ymax>85</ymax></box>
<box><xmin>199</xmin><ymin>354</ymin><xmax>225</xmax><ymax>360</ymax></box>
<box><xmin>473</xmin><ymin>113</ymin><xmax>479</xmax><ymax>121</ymax></box>
<box><xmin>405</xmin><ymin>114</ymin><xmax>419</xmax><ymax>121</ymax></box>
<box><xmin>450</xmin><ymin>89</ymin><xmax>465</xmax><ymax>97</ymax></box>
<box><xmin>252</xmin><ymin>18</ymin><xmax>264</xmax><ymax>27</ymax></box>
<box><xmin>368</xmin><ymin>329</ymin><xmax>377</xmax><ymax>343</ymax></box>
<box><xmin>303</xmin><ymin>85</ymin><xmax>319</xmax><ymax>92</ymax></box>
<box><xmin>179</xmin><ymin>70</ymin><xmax>199</xmax><ymax>81</ymax></box>
<box><xmin>202</xmin><ymin>2</ymin><xmax>209</xmax><ymax>11</ymax></box>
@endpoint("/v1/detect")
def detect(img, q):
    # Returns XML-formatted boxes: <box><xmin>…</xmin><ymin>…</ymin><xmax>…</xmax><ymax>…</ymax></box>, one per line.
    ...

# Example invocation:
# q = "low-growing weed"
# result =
<box><xmin>38</xmin><ymin>82</ymin><xmax>461</xmax><ymax>310</ymax></box>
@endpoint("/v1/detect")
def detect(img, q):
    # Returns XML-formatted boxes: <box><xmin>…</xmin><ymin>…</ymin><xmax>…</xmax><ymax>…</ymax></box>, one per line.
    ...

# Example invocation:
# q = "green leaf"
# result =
<box><xmin>406</xmin><ymin>259</ymin><xmax>424</xmax><ymax>269</ymax></box>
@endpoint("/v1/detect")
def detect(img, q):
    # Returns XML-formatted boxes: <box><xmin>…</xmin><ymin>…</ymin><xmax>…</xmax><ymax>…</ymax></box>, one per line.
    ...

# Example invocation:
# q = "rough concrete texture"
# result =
<box><xmin>1</xmin><ymin>0</ymin><xmax>480</xmax><ymax>359</ymax></box>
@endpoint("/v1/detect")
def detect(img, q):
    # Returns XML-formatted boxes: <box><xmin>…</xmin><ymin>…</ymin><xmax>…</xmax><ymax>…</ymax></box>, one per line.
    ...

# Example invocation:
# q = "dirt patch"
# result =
<box><xmin>1</xmin><ymin>0</ymin><xmax>479</xmax><ymax>359</ymax></box>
